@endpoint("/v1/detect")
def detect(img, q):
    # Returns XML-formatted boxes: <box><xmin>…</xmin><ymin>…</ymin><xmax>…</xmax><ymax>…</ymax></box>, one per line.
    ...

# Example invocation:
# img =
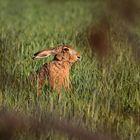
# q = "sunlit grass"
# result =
<box><xmin>0</xmin><ymin>0</ymin><xmax>140</xmax><ymax>140</ymax></box>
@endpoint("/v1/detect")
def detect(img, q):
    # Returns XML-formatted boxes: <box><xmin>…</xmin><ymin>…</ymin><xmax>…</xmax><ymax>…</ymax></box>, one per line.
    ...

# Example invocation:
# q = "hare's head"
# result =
<box><xmin>32</xmin><ymin>44</ymin><xmax>80</xmax><ymax>63</ymax></box>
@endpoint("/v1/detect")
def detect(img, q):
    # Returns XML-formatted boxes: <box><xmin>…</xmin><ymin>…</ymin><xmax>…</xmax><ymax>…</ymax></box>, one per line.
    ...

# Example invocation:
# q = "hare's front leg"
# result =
<box><xmin>37</xmin><ymin>64</ymin><xmax>48</xmax><ymax>96</ymax></box>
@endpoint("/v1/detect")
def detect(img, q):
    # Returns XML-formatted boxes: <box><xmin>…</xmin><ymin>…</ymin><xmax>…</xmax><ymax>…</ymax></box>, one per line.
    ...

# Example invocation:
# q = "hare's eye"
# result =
<box><xmin>63</xmin><ymin>47</ymin><xmax>69</xmax><ymax>51</ymax></box>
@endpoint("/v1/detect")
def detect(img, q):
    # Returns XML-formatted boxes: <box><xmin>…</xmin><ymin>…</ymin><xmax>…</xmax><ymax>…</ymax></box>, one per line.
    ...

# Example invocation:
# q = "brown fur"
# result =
<box><xmin>32</xmin><ymin>45</ymin><xmax>80</xmax><ymax>96</ymax></box>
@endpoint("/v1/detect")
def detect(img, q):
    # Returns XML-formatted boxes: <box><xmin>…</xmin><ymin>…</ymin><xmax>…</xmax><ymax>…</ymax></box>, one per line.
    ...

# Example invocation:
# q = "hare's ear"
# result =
<box><xmin>32</xmin><ymin>49</ymin><xmax>53</xmax><ymax>59</ymax></box>
<box><xmin>32</xmin><ymin>47</ymin><xmax>62</xmax><ymax>60</ymax></box>
<box><xmin>55</xmin><ymin>53</ymin><xmax>63</xmax><ymax>61</ymax></box>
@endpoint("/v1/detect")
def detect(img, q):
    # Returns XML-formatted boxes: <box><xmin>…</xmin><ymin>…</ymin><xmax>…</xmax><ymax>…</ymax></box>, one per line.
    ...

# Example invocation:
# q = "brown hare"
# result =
<box><xmin>32</xmin><ymin>44</ymin><xmax>80</xmax><ymax>96</ymax></box>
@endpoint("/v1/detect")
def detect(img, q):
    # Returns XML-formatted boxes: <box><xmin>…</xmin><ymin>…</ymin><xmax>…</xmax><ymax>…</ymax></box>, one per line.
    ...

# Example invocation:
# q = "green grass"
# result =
<box><xmin>0</xmin><ymin>0</ymin><xmax>140</xmax><ymax>140</ymax></box>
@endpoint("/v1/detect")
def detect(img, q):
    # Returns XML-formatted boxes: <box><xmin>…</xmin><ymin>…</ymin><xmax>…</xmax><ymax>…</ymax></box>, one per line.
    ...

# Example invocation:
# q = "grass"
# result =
<box><xmin>0</xmin><ymin>0</ymin><xmax>140</xmax><ymax>140</ymax></box>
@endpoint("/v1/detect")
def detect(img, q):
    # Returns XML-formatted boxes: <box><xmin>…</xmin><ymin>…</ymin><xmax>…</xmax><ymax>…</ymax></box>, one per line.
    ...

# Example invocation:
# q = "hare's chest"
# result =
<box><xmin>48</xmin><ymin>62</ymin><xmax>70</xmax><ymax>85</ymax></box>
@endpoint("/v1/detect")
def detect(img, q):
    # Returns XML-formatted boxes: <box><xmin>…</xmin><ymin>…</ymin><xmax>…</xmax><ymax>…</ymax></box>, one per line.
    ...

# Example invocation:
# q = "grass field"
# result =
<box><xmin>0</xmin><ymin>0</ymin><xmax>140</xmax><ymax>140</ymax></box>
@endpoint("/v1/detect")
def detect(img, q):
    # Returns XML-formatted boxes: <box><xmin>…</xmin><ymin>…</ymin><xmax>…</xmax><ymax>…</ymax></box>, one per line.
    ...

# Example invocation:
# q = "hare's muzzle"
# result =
<box><xmin>77</xmin><ymin>56</ymin><xmax>81</xmax><ymax>61</ymax></box>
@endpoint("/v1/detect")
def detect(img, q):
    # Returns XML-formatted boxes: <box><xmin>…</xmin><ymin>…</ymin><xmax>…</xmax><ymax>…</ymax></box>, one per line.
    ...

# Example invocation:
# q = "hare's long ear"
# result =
<box><xmin>32</xmin><ymin>47</ymin><xmax>62</xmax><ymax>60</ymax></box>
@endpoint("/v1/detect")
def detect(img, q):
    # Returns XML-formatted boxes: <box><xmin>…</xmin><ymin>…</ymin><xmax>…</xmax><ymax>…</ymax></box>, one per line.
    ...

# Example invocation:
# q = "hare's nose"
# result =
<box><xmin>77</xmin><ymin>56</ymin><xmax>81</xmax><ymax>60</ymax></box>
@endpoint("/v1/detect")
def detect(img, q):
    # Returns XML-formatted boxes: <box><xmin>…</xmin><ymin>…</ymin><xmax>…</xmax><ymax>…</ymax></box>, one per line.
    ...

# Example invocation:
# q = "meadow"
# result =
<box><xmin>0</xmin><ymin>0</ymin><xmax>140</xmax><ymax>140</ymax></box>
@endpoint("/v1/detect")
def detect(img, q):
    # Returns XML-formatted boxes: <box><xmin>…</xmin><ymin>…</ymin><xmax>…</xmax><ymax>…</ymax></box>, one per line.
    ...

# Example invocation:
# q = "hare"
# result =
<box><xmin>32</xmin><ymin>44</ymin><xmax>80</xmax><ymax>96</ymax></box>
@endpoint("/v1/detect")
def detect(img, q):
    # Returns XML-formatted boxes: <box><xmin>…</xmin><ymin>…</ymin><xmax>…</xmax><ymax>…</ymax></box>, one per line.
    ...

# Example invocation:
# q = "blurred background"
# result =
<box><xmin>0</xmin><ymin>0</ymin><xmax>140</xmax><ymax>140</ymax></box>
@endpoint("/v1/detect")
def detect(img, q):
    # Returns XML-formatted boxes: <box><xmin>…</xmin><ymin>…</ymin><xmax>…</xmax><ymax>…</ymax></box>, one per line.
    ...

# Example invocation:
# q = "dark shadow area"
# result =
<box><xmin>107</xmin><ymin>0</ymin><xmax>140</xmax><ymax>60</ymax></box>
<box><xmin>108</xmin><ymin>0</ymin><xmax>140</xmax><ymax>24</ymax></box>
<box><xmin>0</xmin><ymin>107</ymin><xmax>118</xmax><ymax>140</ymax></box>
<box><xmin>86</xmin><ymin>17</ymin><xmax>111</xmax><ymax>61</ymax></box>
<box><xmin>76</xmin><ymin>0</ymin><xmax>140</xmax><ymax>61</ymax></box>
